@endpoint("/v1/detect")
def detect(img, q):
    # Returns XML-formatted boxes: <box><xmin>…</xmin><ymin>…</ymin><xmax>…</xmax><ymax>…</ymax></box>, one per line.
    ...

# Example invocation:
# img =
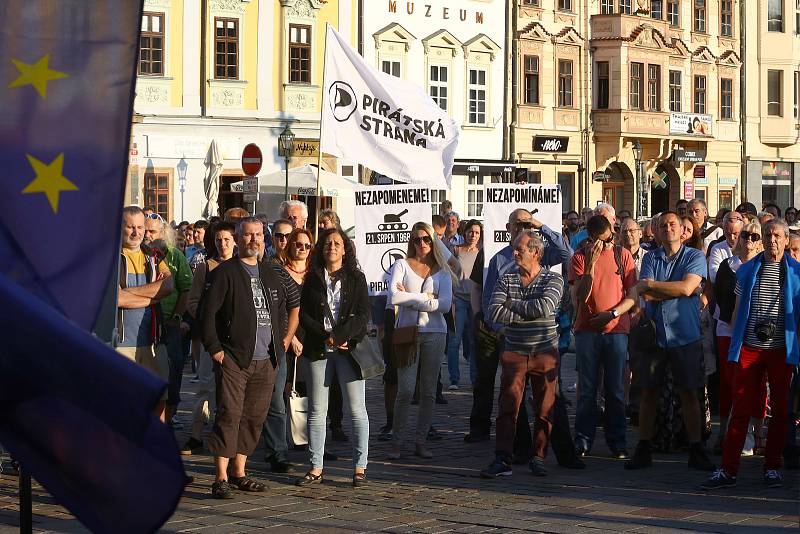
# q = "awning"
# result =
<box><xmin>230</xmin><ymin>164</ymin><xmax>359</xmax><ymax>197</ymax></box>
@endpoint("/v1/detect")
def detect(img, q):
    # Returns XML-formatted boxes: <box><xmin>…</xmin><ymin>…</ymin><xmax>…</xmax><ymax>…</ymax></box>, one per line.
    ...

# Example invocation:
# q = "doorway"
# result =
<box><xmin>218</xmin><ymin>174</ymin><xmax>244</xmax><ymax>216</ymax></box>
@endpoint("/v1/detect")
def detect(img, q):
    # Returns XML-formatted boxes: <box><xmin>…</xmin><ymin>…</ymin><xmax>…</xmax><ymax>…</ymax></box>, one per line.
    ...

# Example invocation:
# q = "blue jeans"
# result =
<box><xmin>574</xmin><ymin>331</ymin><xmax>628</xmax><ymax>451</ymax></box>
<box><xmin>303</xmin><ymin>352</ymin><xmax>369</xmax><ymax>470</ymax></box>
<box><xmin>445</xmin><ymin>298</ymin><xmax>473</xmax><ymax>385</ymax></box>
<box><xmin>163</xmin><ymin>323</ymin><xmax>185</xmax><ymax>407</ymax></box>
<box><xmin>262</xmin><ymin>353</ymin><xmax>288</xmax><ymax>462</ymax></box>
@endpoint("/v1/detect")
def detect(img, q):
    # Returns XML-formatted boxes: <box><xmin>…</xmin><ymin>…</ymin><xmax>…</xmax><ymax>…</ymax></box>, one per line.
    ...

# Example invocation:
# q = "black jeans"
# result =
<box><xmin>470</xmin><ymin>336</ymin><xmax>532</xmax><ymax>458</ymax></box>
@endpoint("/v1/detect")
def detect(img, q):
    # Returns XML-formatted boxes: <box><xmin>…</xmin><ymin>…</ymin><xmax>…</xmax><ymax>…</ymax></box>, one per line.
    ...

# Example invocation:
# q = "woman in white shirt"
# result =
<box><xmin>388</xmin><ymin>222</ymin><xmax>456</xmax><ymax>460</ymax></box>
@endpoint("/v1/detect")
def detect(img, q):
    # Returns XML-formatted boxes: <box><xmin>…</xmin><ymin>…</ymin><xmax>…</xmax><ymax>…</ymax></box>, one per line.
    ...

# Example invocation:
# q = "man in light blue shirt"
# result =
<box><xmin>625</xmin><ymin>211</ymin><xmax>714</xmax><ymax>472</ymax></box>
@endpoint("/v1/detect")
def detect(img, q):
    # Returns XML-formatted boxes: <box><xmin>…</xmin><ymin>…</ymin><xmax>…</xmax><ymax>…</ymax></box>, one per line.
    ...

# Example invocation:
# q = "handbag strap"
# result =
<box><xmin>291</xmin><ymin>353</ymin><xmax>299</xmax><ymax>393</ymax></box>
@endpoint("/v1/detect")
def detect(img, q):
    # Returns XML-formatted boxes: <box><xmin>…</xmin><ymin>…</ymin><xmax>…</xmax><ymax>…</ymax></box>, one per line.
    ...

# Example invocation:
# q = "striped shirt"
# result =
<box><xmin>488</xmin><ymin>268</ymin><xmax>563</xmax><ymax>353</ymax></box>
<box><xmin>736</xmin><ymin>260</ymin><xmax>785</xmax><ymax>348</ymax></box>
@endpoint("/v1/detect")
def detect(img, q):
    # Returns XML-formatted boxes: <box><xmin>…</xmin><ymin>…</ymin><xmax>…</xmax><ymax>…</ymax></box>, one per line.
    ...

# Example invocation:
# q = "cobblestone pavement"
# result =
<box><xmin>1</xmin><ymin>352</ymin><xmax>797</xmax><ymax>533</ymax></box>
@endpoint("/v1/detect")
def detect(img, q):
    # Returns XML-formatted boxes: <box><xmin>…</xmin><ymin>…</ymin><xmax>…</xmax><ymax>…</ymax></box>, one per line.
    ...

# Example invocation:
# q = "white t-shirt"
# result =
<box><xmin>389</xmin><ymin>259</ymin><xmax>453</xmax><ymax>334</ymax></box>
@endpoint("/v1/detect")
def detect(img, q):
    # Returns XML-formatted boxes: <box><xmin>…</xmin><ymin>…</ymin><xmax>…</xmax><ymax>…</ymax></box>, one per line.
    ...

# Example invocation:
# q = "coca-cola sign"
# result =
<box><xmin>533</xmin><ymin>136</ymin><xmax>569</xmax><ymax>153</ymax></box>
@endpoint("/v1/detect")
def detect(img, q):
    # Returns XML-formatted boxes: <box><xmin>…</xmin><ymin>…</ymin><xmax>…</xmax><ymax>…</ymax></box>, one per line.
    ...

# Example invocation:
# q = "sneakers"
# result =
<box><xmin>480</xmin><ymin>458</ymin><xmax>512</xmax><ymax>478</ymax></box>
<box><xmin>529</xmin><ymin>457</ymin><xmax>547</xmax><ymax>477</ymax></box>
<box><xmin>448</xmin><ymin>383</ymin><xmax>459</xmax><ymax>391</ymax></box>
<box><xmin>609</xmin><ymin>447</ymin><xmax>630</xmax><ymax>460</ymax></box>
<box><xmin>764</xmin><ymin>469</ymin><xmax>783</xmax><ymax>488</ymax></box>
<box><xmin>624</xmin><ymin>442</ymin><xmax>652</xmax><ymax>470</ymax></box>
<box><xmin>741</xmin><ymin>431</ymin><xmax>755</xmax><ymax>456</ymax></box>
<box><xmin>688</xmin><ymin>447</ymin><xmax>715</xmax><ymax>471</ymax></box>
<box><xmin>179</xmin><ymin>437</ymin><xmax>203</xmax><ymax>456</ymax></box>
<box><xmin>701</xmin><ymin>468</ymin><xmax>737</xmax><ymax>490</ymax></box>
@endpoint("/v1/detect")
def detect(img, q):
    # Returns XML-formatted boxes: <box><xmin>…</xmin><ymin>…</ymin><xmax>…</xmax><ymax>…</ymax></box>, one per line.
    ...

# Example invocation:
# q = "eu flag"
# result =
<box><xmin>0</xmin><ymin>1</ymin><xmax>188</xmax><ymax>532</ymax></box>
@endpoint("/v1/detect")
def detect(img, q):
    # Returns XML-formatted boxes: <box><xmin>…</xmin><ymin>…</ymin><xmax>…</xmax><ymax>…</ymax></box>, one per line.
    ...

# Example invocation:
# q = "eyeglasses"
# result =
<box><xmin>273</xmin><ymin>232</ymin><xmax>290</xmax><ymax>241</ymax></box>
<box><xmin>145</xmin><ymin>213</ymin><xmax>164</xmax><ymax>221</ymax></box>
<box><xmin>293</xmin><ymin>242</ymin><xmax>312</xmax><ymax>251</ymax></box>
<box><xmin>412</xmin><ymin>235</ymin><xmax>433</xmax><ymax>246</ymax></box>
<box><xmin>514</xmin><ymin>221</ymin><xmax>534</xmax><ymax>229</ymax></box>
<box><xmin>740</xmin><ymin>232</ymin><xmax>761</xmax><ymax>242</ymax></box>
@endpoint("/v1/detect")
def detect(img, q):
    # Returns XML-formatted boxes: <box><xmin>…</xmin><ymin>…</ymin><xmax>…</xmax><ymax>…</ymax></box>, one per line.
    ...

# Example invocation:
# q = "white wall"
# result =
<box><xmin>362</xmin><ymin>0</ymin><xmax>506</xmax><ymax>164</ymax></box>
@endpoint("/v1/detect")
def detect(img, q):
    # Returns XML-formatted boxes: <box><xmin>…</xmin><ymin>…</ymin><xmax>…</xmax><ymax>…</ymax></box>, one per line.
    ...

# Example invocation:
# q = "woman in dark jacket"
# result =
<box><xmin>295</xmin><ymin>228</ymin><xmax>371</xmax><ymax>487</ymax></box>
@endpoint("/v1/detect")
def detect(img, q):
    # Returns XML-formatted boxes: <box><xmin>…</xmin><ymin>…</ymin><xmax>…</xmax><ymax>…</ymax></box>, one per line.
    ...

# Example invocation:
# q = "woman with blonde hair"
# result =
<box><xmin>388</xmin><ymin>222</ymin><xmax>456</xmax><ymax>460</ymax></box>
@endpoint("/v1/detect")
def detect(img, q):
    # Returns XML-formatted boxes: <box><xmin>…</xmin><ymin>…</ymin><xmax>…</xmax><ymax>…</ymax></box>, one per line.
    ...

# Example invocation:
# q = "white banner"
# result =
<box><xmin>354</xmin><ymin>184</ymin><xmax>432</xmax><ymax>295</ymax></box>
<box><xmin>669</xmin><ymin>112</ymin><xmax>713</xmax><ymax>137</ymax></box>
<box><xmin>320</xmin><ymin>26</ymin><xmax>458</xmax><ymax>189</ymax></box>
<box><xmin>482</xmin><ymin>184</ymin><xmax>564</xmax><ymax>274</ymax></box>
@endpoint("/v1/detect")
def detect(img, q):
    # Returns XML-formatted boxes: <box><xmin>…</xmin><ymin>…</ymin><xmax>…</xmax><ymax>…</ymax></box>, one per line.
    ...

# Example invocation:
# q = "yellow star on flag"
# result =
<box><xmin>22</xmin><ymin>153</ymin><xmax>79</xmax><ymax>213</ymax></box>
<box><xmin>8</xmin><ymin>55</ymin><xmax>68</xmax><ymax>98</ymax></box>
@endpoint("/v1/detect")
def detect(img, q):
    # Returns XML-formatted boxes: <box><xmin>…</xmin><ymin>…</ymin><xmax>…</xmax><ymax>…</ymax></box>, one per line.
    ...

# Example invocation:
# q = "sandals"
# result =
<box><xmin>294</xmin><ymin>471</ymin><xmax>324</xmax><ymax>487</ymax></box>
<box><xmin>211</xmin><ymin>480</ymin><xmax>235</xmax><ymax>499</ymax></box>
<box><xmin>352</xmin><ymin>472</ymin><xmax>368</xmax><ymax>488</ymax></box>
<box><xmin>228</xmin><ymin>475</ymin><xmax>266</xmax><ymax>492</ymax></box>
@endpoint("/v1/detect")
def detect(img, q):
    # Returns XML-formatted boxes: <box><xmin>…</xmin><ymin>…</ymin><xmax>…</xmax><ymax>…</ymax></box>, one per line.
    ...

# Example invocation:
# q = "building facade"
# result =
<box><xmin>361</xmin><ymin>0</ymin><xmax>510</xmax><ymax>219</ymax></box>
<box><xmin>128</xmin><ymin>0</ymin><xmax>357</xmax><ymax>225</ymax></box>
<box><xmin>511</xmin><ymin>0</ymin><xmax>590</xmax><ymax>215</ymax></box>
<box><xmin>588</xmin><ymin>0</ymin><xmax>743</xmax><ymax>217</ymax></box>
<box><xmin>741</xmin><ymin>0</ymin><xmax>800</xmax><ymax>209</ymax></box>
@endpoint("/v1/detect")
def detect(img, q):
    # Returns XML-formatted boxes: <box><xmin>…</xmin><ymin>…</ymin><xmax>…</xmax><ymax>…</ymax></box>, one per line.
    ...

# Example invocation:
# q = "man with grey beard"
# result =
<box><xmin>200</xmin><ymin>217</ymin><xmax>300</xmax><ymax>499</ymax></box>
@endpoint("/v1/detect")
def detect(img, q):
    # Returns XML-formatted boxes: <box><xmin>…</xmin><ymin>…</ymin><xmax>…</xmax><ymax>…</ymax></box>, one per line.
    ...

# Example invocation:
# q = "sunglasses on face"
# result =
<box><xmin>514</xmin><ymin>221</ymin><xmax>535</xmax><ymax>230</ymax></box>
<box><xmin>412</xmin><ymin>235</ymin><xmax>433</xmax><ymax>246</ymax></box>
<box><xmin>740</xmin><ymin>232</ymin><xmax>761</xmax><ymax>242</ymax></box>
<box><xmin>293</xmin><ymin>242</ymin><xmax>312</xmax><ymax>251</ymax></box>
<box><xmin>274</xmin><ymin>232</ymin><xmax>290</xmax><ymax>240</ymax></box>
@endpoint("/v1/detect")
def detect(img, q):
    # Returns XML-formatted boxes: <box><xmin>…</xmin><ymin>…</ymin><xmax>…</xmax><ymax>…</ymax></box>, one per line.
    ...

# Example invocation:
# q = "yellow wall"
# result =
<box><xmin>242</xmin><ymin>0</ymin><xmax>258</xmax><ymax>109</ymax></box>
<box><xmin>169</xmin><ymin>0</ymin><xmax>183</xmax><ymax>107</ymax></box>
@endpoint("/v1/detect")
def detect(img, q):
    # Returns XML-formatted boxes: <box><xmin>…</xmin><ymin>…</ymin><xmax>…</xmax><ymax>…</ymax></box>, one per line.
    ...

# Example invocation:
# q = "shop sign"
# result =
<box><xmin>533</xmin><ymin>136</ymin><xmax>569</xmax><ymax>153</ymax></box>
<box><xmin>669</xmin><ymin>112</ymin><xmax>713</xmax><ymax>137</ymax></box>
<box><xmin>719</xmin><ymin>177</ymin><xmax>738</xmax><ymax>185</ymax></box>
<box><xmin>684</xmin><ymin>181</ymin><xmax>694</xmax><ymax>199</ymax></box>
<box><xmin>693</xmin><ymin>165</ymin><xmax>706</xmax><ymax>179</ymax></box>
<box><xmin>673</xmin><ymin>149</ymin><xmax>706</xmax><ymax>162</ymax></box>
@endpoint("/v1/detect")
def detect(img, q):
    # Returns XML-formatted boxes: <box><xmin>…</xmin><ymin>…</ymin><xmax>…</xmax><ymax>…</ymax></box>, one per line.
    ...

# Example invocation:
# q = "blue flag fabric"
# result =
<box><xmin>0</xmin><ymin>1</ymin><xmax>189</xmax><ymax>532</ymax></box>
<box><xmin>0</xmin><ymin>0</ymin><xmax>142</xmax><ymax>330</ymax></box>
<box><xmin>0</xmin><ymin>273</ymin><xmax>188</xmax><ymax>533</ymax></box>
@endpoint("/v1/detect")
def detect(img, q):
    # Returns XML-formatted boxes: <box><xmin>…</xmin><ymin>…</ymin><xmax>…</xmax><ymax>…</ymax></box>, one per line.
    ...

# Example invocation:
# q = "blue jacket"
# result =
<box><xmin>728</xmin><ymin>253</ymin><xmax>800</xmax><ymax>365</ymax></box>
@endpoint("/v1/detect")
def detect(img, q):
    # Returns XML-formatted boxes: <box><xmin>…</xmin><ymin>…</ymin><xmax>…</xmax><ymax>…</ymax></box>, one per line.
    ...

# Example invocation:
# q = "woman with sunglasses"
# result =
<box><xmin>294</xmin><ymin>228</ymin><xmax>370</xmax><ymax>487</ymax></box>
<box><xmin>713</xmin><ymin>221</ymin><xmax>766</xmax><ymax>455</ymax></box>
<box><xmin>447</xmin><ymin>220</ymin><xmax>483</xmax><ymax>388</ymax></box>
<box><xmin>388</xmin><ymin>222</ymin><xmax>456</xmax><ymax>460</ymax></box>
<box><xmin>279</xmin><ymin>228</ymin><xmax>314</xmax><ymax>366</ymax></box>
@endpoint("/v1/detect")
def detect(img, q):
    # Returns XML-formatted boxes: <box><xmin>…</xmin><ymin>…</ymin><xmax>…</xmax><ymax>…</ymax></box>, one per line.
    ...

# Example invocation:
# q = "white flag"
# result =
<box><xmin>320</xmin><ymin>26</ymin><xmax>458</xmax><ymax>189</ymax></box>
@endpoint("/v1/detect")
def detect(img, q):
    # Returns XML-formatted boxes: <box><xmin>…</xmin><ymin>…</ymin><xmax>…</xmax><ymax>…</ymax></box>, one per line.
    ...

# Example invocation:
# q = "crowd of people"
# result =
<box><xmin>112</xmin><ymin>195</ymin><xmax>800</xmax><ymax>499</ymax></box>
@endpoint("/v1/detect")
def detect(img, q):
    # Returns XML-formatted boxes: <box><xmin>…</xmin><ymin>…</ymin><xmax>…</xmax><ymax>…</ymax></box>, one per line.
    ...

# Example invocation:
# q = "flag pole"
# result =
<box><xmin>19</xmin><ymin>466</ymin><xmax>32</xmax><ymax>534</ymax></box>
<box><xmin>314</xmin><ymin>23</ymin><xmax>330</xmax><ymax>243</ymax></box>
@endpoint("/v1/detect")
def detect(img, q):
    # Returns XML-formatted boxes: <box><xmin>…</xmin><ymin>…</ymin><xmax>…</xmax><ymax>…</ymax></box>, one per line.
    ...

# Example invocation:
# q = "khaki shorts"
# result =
<box><xmin>116</xmin><ymin>344</ymin><xmax>170</xmax><ymax>399</ymax></box>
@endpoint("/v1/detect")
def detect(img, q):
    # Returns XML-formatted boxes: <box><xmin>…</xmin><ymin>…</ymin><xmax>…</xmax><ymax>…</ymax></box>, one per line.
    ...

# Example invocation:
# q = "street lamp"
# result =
<box><xmin>632</xmin><ymin>140</ymin><xmax>646</xmax><ymax>219</ymax></box>
<box><xmin>278</xmin><ymin>125</ymin><xmax>295</xmax><ymax>200</ymax></box>
<box><xmin>176</xmin><ymin>156</ymin><xmax>188</xmax><ymax>221</ymax></box>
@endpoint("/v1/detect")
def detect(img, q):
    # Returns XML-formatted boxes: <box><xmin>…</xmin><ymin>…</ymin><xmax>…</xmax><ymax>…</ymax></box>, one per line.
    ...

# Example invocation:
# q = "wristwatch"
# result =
<box><xmin>609</xmin><ymin>309</ymin><xmax>620</xmax><ymax>318</ymax></box>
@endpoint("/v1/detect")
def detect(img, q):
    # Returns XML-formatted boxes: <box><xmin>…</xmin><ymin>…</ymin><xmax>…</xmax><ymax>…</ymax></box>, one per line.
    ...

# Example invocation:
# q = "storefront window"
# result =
<box><xmin>762</xmin><ymin>161</ymin><xmax>793</xmax><ymax>208</ymax></box>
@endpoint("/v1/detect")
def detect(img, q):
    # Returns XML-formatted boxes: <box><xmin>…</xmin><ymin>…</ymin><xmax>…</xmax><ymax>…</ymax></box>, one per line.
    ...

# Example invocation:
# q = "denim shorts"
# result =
<box><xmin>637</xmin><ymin>339</ymin><xmax>705</xmax><ymax>390</ymax></box>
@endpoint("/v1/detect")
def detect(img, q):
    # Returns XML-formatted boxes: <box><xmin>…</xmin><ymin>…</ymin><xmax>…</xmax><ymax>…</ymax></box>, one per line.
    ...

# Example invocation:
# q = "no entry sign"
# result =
<box><xmin>241</xmin><ymin>143</ymin><xmax>262</xmax><ymax>176</ymax></box>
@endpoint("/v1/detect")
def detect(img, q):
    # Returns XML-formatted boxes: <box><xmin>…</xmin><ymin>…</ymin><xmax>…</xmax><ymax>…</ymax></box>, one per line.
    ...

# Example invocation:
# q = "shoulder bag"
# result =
<box><xmin>287</xmin><ymin>355</ymin><xmax>308</xmax><ymax>446</ymax></box>
<box><xmin>322</xmin><ymin>291</ymin><xmax>385</xmax><ymax>380</ymax></box>
<box><xmin>391</xmin><ymin>272</ymin><xmax>430</xmax><ymax>369</ymax></box>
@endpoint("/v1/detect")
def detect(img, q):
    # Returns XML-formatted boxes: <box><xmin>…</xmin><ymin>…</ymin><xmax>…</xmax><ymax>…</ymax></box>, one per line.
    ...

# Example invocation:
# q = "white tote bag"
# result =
<box><xmin>288</xmin><ymin>356</ymin><xmax>308</xmax><ymax>446</ymax></box>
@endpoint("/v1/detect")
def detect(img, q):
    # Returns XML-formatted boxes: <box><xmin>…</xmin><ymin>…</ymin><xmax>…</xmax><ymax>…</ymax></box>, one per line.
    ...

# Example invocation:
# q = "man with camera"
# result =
<box><xmin>702</xmin><ymin>219</ymin><xmax>800</xmax><ymax>490</ymax></box>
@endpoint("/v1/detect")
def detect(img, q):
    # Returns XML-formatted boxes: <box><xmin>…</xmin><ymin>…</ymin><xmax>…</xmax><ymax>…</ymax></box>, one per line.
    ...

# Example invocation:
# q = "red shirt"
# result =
<box><xmin>569</xmin><ymin>245</ymin><xmax>637</xmax><ymax>334</ymax></box>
